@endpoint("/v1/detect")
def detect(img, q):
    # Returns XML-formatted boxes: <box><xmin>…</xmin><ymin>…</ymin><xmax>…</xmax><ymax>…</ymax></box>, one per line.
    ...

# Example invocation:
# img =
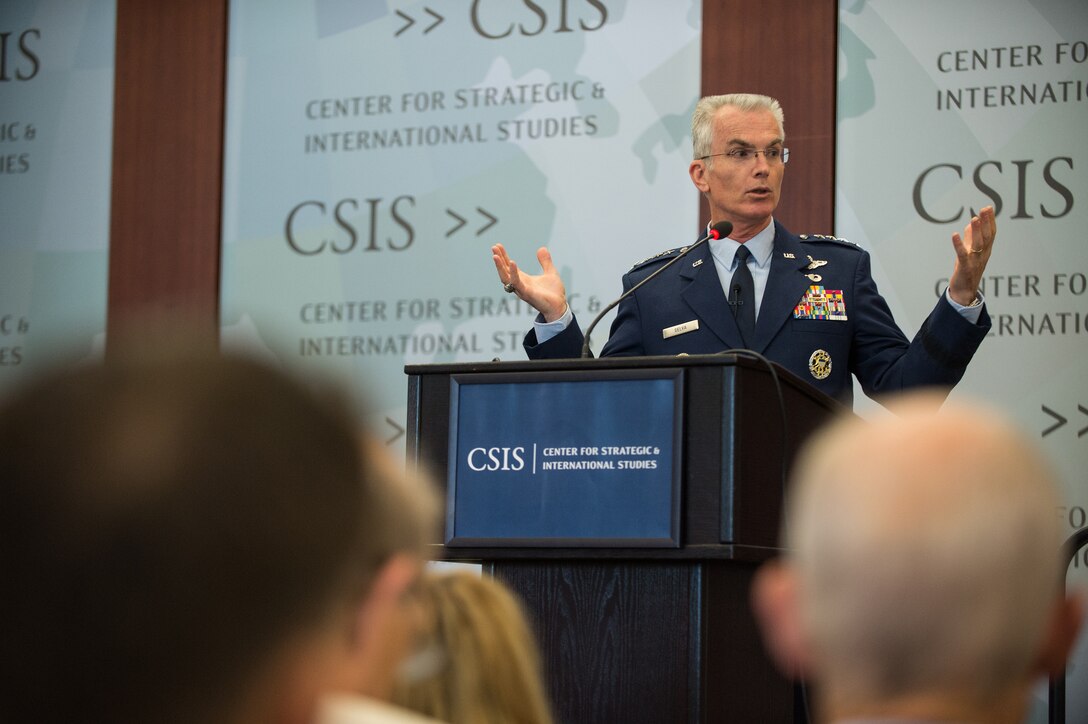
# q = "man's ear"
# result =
<box><xmin>350</xmin><ymin>554</ymin><xmax>421</xmax><ymax>649</ymax></box>
<box><xmin>689</xmin><ymin>159</ymin><xmax>710</xmax><ymax>193</ymax></box>
<box><xmin>751</xmin><ymin>561</ymin><xmax>812</xmax><ymax>679</ymax></box>
<box><xmin>331</xmin><ymin>554</ymin><xmax>422</xmax><ymax>695</ymax></box>
<box><xmin>1033</xmin><ymin>592</ymin><xmax>1085</xmax><ymax>678</ymax></box>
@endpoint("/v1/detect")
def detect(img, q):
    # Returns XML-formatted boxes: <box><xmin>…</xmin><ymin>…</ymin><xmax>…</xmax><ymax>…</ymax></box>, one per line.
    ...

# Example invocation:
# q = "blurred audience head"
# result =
<box><xmin>391</xmin><ymin>570</ymin><xmax>555</xmax><ymax>724</ymax></box>
<box><xmin>753</xmin><ymin>392</ymin><xmax>1084</xmax><ymax>724</ymax></box>
<box><xmin>0</xmin><ymin>334</ymin><xmax>437</xmax><ymax>724</ymax></box>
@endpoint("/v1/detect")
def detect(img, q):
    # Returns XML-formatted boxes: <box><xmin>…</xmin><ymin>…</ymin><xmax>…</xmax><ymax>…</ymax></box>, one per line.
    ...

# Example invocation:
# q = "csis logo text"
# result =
<box><xmin>467</xmin><ymin>446</ymin><xmax>526</xmax><ymax>471</ymax></box>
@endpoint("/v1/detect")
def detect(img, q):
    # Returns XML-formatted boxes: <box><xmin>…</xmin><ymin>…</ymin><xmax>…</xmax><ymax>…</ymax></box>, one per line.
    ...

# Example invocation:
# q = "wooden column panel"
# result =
<box><xmin>701</xmin><ymin>0</ymin><xmax>837</xmax><ymax>234</ymax></box>
<box><xmin>107</xmin><ymin>0</ymin><xmax>228</xmax><ymax>342</ymax></box>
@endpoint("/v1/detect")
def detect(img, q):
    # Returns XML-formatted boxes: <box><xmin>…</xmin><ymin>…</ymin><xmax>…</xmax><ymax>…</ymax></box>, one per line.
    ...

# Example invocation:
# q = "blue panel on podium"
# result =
<box><xmin>446</xmin><ymin>369</ymin><xmax>683</xmax><ymax>547</ymax></box>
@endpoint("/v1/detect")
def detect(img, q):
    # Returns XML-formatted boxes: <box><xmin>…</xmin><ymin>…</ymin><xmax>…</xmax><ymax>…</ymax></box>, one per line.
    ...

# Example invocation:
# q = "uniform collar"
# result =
<box><xmin>707</xmin><ymin>218</ymin><xmax>776</xmax><ymax>269</ymax></box>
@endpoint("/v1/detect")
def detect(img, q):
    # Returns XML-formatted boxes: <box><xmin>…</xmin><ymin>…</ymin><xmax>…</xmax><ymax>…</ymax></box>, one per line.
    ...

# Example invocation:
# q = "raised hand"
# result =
<box><xmin>491</xmin><ymin>244</ymin><xmax>568</xmax><ymax>322</ymax></box>
<box><xmin>948</xmin><ymin>205</ymin><xmax>997</xmax><ymax>307</ymax></box>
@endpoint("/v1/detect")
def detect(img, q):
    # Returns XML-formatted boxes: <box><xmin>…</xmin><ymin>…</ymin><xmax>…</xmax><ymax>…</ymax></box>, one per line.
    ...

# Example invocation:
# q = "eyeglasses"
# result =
<box><xmin>699</xmin><ymin>147</ymin><xmax>790</xmax><ymax>165</ymax></box>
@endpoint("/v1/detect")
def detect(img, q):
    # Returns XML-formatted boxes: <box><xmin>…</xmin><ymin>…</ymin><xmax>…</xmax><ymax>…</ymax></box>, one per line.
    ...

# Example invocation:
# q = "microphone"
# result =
<box><xmin>580</xmin><ymin>220</ymin><xmax>733</xmax><ymax>358</ymax></box>
<box><xmin>728</xmin><ymin>283</ymin><xmax>743</xmax><ymax>316</ymax></box>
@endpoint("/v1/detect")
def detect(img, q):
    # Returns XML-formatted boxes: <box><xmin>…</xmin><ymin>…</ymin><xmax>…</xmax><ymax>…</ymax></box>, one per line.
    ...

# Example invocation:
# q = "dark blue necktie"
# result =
<box><xmin>730</xmin><ymin>245</ymin><xmax>755</xmax><ymax>346</ymax></box>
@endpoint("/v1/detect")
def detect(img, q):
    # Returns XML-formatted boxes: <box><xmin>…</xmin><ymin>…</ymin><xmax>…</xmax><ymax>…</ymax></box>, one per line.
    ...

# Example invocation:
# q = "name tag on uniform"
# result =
<box><xmin>663</xmin><ymin>320</ymin><xmax>699</xmax><ymax>339</ymax></box>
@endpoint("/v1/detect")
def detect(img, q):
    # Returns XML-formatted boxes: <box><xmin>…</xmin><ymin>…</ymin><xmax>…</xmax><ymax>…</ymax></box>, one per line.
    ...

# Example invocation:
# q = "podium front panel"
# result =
<box><xmin>445</xmin><ymin>368</ymin><xmax>683</xmax><ymax>548</ymax></box>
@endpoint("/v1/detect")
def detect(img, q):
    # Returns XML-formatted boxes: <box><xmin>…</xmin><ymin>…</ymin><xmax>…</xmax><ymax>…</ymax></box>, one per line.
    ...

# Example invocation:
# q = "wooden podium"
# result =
<box><xmin>405</xmin><ymin>354</ymin><xmax>842</xmax><ymax>723</ymax></box>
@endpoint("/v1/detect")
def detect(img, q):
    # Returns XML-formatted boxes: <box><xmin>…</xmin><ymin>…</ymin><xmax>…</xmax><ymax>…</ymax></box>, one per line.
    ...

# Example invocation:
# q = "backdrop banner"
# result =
<box><xmin>220</xmin><ymin>0</ymin><xmax>702</xmax><ymax>444</ymax></box>
<box><xmin>0</xmin><ymin>0</ymin><xmax>115</xmax><ymax>395</ymax></box>
<box><xmin>837</xmin><ymin>1</ymin><xmax>1087</xmax><ymax>717</ymax></box>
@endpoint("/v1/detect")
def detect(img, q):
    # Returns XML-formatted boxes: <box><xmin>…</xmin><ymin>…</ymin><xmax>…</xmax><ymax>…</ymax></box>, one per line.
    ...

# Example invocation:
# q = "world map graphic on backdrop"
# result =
<box><xmin>220</xmin><ymin>1</ymin><xmax>703</xmax><ymax>445</ymax></box>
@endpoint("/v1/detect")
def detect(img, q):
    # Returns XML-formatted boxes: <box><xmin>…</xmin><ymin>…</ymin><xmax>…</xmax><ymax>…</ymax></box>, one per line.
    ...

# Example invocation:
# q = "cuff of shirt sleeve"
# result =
<box><xmin>533</xmin><ymin>305</ymin><xmax>573</xmax><ymax>344</ymax></box>
<box><xmin>945</xmin><ymin>289</ymin><xmax>985</xmax><ymax>325</ymax></box>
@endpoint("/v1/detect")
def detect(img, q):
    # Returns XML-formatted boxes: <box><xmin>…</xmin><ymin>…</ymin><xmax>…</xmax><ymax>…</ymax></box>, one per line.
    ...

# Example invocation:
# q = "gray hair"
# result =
<box><xmin>691</xmin><ymin>93</ymin><xmax>785</xmax><ymax>160</ymax></box>
<box><xmin>785</xmin><ymin>393</ymin><xmax>1065</xmax><ymax>704</ymax></box>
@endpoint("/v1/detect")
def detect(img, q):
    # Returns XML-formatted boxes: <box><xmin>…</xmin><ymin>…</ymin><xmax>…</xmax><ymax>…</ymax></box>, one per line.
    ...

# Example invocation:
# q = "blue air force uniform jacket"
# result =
<box><xmin>523</xmin><ymin>223</ymin><xmax>990</xmax><ymax>405</ymax></box>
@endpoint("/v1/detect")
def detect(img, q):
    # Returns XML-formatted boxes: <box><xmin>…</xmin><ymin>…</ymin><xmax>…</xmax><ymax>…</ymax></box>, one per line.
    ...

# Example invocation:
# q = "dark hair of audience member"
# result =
<box><xmin>0</xmin><ymin>341</ymin><xmax>386</xmax><ymax>724</ymax></box>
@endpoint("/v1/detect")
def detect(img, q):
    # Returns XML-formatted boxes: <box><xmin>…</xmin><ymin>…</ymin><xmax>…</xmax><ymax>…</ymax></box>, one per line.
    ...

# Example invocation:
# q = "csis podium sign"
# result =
<box><xmin>446</xmin><ymin>368</ymin><xmax>683</xmax><ymax>547</ymax></box>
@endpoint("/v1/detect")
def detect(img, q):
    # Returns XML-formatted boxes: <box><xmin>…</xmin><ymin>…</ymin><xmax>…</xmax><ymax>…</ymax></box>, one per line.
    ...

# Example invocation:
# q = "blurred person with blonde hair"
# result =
<box><xmin>391</xmin><ymin>570</ymin><xmax>555</xmax><ymax>724</ymax></box>
<box><xmin>753</xmin><ymin>393</ymin><xmax>1084</xmax><ymax>724</ymax></box>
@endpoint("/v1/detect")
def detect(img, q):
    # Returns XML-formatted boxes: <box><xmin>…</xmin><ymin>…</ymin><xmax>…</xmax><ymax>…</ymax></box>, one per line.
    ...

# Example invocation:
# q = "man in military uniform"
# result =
<box><xmin>491</xmin><ymin>93</ymin><xmax>996</xmax><ymax>404</ymax></box>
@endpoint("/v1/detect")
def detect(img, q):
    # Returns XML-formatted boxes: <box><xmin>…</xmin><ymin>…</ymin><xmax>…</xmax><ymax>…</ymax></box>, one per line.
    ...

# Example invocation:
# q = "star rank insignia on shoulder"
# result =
<box><xmin>629</xmin><ymin>246</ymin><xmax>685</xmax><ymax>271</ymax></box>
<box><xmin>798</xmin><ymin>233</ymin><xmax>858</xmax><ymax>247</ymax></box>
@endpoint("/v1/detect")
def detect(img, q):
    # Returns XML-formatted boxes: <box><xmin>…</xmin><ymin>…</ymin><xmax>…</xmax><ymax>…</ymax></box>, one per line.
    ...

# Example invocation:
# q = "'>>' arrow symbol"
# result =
<box><xmin>445</xmin><ymin>207</ymin><xmax>499</xmax><ymax>237</ymax></box>
<box><xmin>1080</xmin><ymin>404</ymin><xmax>1088</xmax><ymax>438</ymax></box>
<box><xmin>1042</xmin><ymin>405</ymin><xmax>1066</xmax><ymax>437</ymax></box>
<box><xmin>394</xmin><ymin>7</ymin><xmax>444</xmax><ymax>37</ymax></box>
